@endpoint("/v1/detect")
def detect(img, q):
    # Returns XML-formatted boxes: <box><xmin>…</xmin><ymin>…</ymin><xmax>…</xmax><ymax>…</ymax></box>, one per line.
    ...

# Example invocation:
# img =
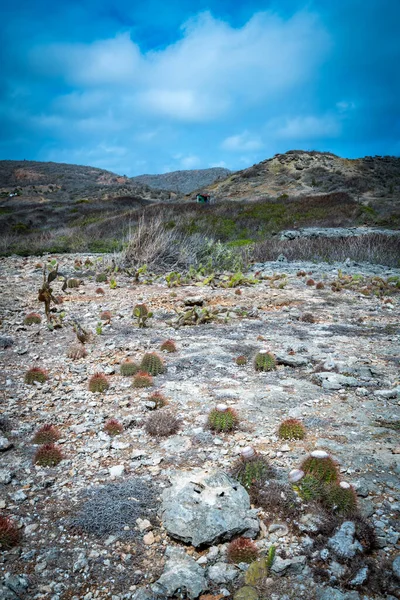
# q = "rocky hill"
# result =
<box><xmin>131</xmin><ymin>167</ymin><xmax>231</xmax><ymax>194</ymax></box>
<box><xmin>204</xmin><ymin>151</ymin><xmax>400</xmax><ymax>207</ymax></box>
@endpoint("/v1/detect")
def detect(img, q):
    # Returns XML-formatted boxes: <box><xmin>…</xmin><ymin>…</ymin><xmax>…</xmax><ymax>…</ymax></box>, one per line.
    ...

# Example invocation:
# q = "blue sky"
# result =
<box><xmin>1</xmin><ymin>0</ymin><xmax>399</xmax><ymax>175</ymax></box>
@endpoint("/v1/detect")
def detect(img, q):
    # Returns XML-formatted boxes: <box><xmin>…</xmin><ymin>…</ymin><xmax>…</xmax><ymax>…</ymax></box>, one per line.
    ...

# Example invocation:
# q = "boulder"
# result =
<box><xmin>160</xmin><ymin>469</ymin><xmax>259</xmax><ymax>547</ymax></box>
<box><xmin>152</xmin><ymin>547</ymin><xmax>207</xmax><ymax>599</ymax></box>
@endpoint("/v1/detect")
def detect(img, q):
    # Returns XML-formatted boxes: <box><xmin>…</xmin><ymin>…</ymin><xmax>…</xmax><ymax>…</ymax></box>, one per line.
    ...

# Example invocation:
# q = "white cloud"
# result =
<box><xmin>221</xmin><ymin>131</ymin><xmax>263</xmax><ymax>152</ymax></box>
<box><xmin>29</xmin><ymin>10</ymin><xmax>330</xmax><ymax>124</ymax></box>
<box><xmin>274</xmin><ymin>115</ymin><xmax>341</xmax><ymax>140</ymax></box>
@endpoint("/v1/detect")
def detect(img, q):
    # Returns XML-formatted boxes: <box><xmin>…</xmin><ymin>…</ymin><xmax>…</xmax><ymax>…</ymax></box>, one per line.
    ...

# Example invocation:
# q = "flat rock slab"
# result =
<box><xmin>160</xmin><ymin>469</ymin><xmax>259</xmax><ymax>547</ymax></box>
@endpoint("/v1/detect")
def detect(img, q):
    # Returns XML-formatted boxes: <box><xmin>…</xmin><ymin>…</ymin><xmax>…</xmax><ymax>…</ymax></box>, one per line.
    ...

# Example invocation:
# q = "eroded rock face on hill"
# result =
<box><xmin>0</xmin><ymin>253</ymin><xmax>399</xmax><ymax>599</ymax></box>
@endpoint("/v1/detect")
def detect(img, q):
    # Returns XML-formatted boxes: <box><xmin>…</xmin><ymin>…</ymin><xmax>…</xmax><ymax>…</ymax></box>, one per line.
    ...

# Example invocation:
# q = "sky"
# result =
<box><xmin>0</xmin><ymin>0</ymin><xmax>399</xmax><ymax>175</ymax></box>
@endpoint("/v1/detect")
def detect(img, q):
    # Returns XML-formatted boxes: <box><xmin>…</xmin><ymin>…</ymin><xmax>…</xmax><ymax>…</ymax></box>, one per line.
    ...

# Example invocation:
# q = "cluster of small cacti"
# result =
<box><xmin>120</xmin><ymin>360</ymin><xmax>140</xmax><ymax>376</ymax></box>
<box><xmin>235</xmin><ymin>355</ymin><xmax>248</xmax><ymax>366</ymax></box>
<box><xmin>24</xmin><ymin>367</ymin><xmax>49</xmax><ymax>385</ymax></box>
<box><xmin>160</xmin><ymin>339</ymin><xmax>177</xmax><ymax>353</ymax></box>
<box><xmin>0</xmin><ymin>516</ymin><xmax>21</xmax><ymax>549</ymax></box>
<box><xmin>67</xmin><ymin>278</ymin><xmax>80</xmax><ymax>288</ymax></box>
<box><xmin>278</xmin><ymin>419</ymin><xmax>306</xmax><ymax>440</ymax></box>
<box><xmin>32</xmin><ymin>424</ymin><xmax>60</xmax><ymax>444</ymax></box>
<box><xmin>208</xmin><ymin>405</ymin><xmax>238</xmax><ymax>432</ymax></box>
<box><xmin>227</xmin><ymin>537</ymin><xmax>259</xmax><ymax>564</ymax></box>
<box><xmin>34</xmin><ymin>443</ymin><xmax>63</xmax><ymax>467</ymax></box>
<box><xmin>24</xmin><ymin>312</ymin><xmax>42</xmax><ymax>325</ymax></box>
<box><xmin>132</xmin><ymin>371</ymin><xmax>153</xmax><ymax>388</ymax></box>
<box><xmin>290</xmin><ymin>451</ymin><xmax>358</xmax><ymax>515</ymax></box>
<box><xmin>88</xmin><ymin>373</ymin><xmax>109</xmax><ymax>393</ymax></box>
<box><xmin>133</xmin><ymin>303</ymin><xmax>153</xmax><ymax>328</ymax></box>
<box><xmin>67</xmin><ymin>343</ymin><xmax>87</xmax><ymax>360</ymax></box>
<box><xmin>231</xmin><ymin>447</ymin><xmax>274</xmax><ymax>489</ymax></box>
<box><xmin>104</xmin><ymin>419</ymin><xmax>124</xmax><ymax>436</ymax></box>
<box><xmin>254</xmin><ymin>351</ymin><xmax>276</xmax><ymax>372</ymax></box>
<box><xmin>140</xmin><ymin>352</ymin><xmax>165</xmax><ymax>375</ymax></box>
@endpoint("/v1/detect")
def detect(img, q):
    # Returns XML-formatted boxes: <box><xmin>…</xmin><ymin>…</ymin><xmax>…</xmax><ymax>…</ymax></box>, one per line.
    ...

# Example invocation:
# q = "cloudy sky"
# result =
<box><xmin>1</xmin><ymin>0</ymin><xmax>399</xmax><ymax>175</ymax></box>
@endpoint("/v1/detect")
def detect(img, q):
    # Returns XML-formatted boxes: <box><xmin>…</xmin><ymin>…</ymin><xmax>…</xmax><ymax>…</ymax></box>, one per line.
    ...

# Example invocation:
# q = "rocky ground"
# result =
<box><xmin>0</xmin><ymin>254</ymin><xmax>399</xmax><ymax>600</ymax></box>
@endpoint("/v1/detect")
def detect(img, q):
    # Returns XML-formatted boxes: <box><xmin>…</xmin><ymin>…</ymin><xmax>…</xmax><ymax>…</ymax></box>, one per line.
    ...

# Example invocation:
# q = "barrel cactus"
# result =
<box><xmin>300</xmin><ymin>451</ymin><xmax>338</xmax><ymax>483</ymax></box>
<box><xmin>227</xmin><ymin>537</ymin><xmax>259</xmax><ymax>564</ymax></box>
<box><xmin>32</xmin><ymin>425</ymin><xmax>60</xmax><ymax>445</ymax></box>
<box><xmin>208</xmin><ymin>405</ymin><xmax>239</xmax><ymax>432</ymax></box>
<box><xmin>231</xmin><ymin>447</ymin><xmax>274</xmax><ymax>489</ymax></box>
<box><xmin>254</xmin><ymin>351</ymin><xmax>276</xmax><ymax>372</ymax></box>
<box><xmin>140</xmin><ymin>352</ymin><xmax>165</xmax><ymax>376</ymax></box>
<box><xmin>33</xmin><ymin>444</ymin><xmax>63</xmax><ymax>467</ymax></box>
<box><xmin>120</xmin><ymin>360</ymin><xmax>139</xmax><ymax>377</ymax></box>
<box><xmin>88</xmin><ymin>373</ymin><xmax>109</xmax><ymax>393</ymax></box>
<box><xmin>322</xmin><ymin>482</ymin><xmax>358</xmax><ymax>515</ymax></box>
<box><xmin>132</xmin><ymin>371</ymin><xmax>154</xmax><ymax>388</ymax></box>
<box><xmin>24</xmin><ymin>367</ymin><xmax>48</xmax><ymax>385</ymax></box>
<box><xmin>278</xmin><ymin>419</ymin><xmax>306</xmax><ymax>440</ymax></box>
<box><xmin>24</xmin><ymin>312</ymin><xmax>42</xmax><ymax>325</ymax></box>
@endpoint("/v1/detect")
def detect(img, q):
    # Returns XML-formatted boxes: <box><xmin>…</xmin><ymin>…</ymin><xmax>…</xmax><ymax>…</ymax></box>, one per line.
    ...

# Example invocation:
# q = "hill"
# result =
<box><xmin>204</xmin><ymin>150</ymin><xmax>400</xmax><ymax>206</ymax></box>
<box><xmin>131</xmin><ymin>167</ymin><xmax>231</xmax><ymax>194</ymax></box>
<box><xmin>0</xmin><ymin>152</ymin><xmax>399</xmax><ymax>257</ymax></box>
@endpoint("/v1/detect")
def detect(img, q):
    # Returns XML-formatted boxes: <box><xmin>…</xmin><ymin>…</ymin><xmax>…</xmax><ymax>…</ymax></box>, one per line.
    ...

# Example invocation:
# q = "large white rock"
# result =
<box><xmin>160</xmin><ymin>469</ymin><xmax>259</xmax><ymax>548</ymax></box>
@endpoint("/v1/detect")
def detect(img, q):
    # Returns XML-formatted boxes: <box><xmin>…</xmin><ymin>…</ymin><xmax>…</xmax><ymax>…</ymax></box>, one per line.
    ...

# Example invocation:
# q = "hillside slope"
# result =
<box><xmin>131</xmin><ymin>167</ymin><xmax>231</xmax><ymax>194</ymax></box>
<box><xmin>205</xmin><ymin>151</ymin><xmax>400</xmax><ymax>207</ymax></box>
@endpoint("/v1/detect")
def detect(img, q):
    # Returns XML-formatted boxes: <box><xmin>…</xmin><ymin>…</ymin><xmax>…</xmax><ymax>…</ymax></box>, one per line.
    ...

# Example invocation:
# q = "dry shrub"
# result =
<box><xmin>145</xmin><ymin>409</ymin><xmax>180</xmax><ymax>437</ymax></box>
<box><xmin>67</xmin><ymin>343</ymin><xmax>87</xmax><ymax>360</ymax></box>
<box><xmin>252</xmin><ymin>233</ymin><xmax>400</xmax><ymax>267</ymax></box>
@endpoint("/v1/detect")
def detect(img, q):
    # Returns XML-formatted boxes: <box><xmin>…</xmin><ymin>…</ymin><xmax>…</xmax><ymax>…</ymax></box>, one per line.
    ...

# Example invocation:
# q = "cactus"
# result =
<box><xmin>104</xmin><ymin>419</ymin><xmax>124</xmax><ymax>436</ymax></box>
<box><xmin>301</xmin><ymin>313</ymin><xmax>315</xmax><ymax>323</ymax></box>
<box><xmin>34</xmin><ymin>444</ymin><xmax>63</xmax><ymax>466</ymax></box>
<box><xmin>133</xmin><ymin>303</ymin><xmax>153</xmax><ymax>328</ymax></box>
<box><xmin>236</xmin><ymin>355</ymin><xmax>248</xmax><ymax>366</ymax></box>
<box><xmin>24</xmin><ymin>312</ymin><xmax>42</xmax><ymax>325</ymax></box>
<box><xmin>96</xmin><ymin>287</ymin><xmax>105</xmax><ymax>295</ymax></box>
<box><xmin>88</xmin><ymin>373</ymin><xmax>109</xmax><ymax>393</ymax></box>
<box><xmin>227</xmin><ymin>537</ymin><xmax>259</xmax><ymax>564</ymax></box>
<box><xmin>96</xmin><ymin>273</ymin><xmax>107</xmax><ymax>283</ymax></box>
<box><xmin>148</xmin><ymin>391</ymin><xmax>168</xmax><ymax>409</ymax></box>
<box><xmin>140</xmin><ymin>352</ymin><xmax>165</xmax><ymax>376</ymax></box>
<box><xmin>24</xmin><ymin>367</ymin><xmax>48</xmax><ymax>384</ymax></box>
<box><xmin>67</xmin><ymin>343</ymin><xmax>87</xmax><ymax>360</ymax></box>
<box><xmin>254</xmin><ymin>351</ymin><xmax>276</xmax><ymax>372</ymax></box>
<box><xmin>132</xmin><ymin>371</ymin><xmax>153</xmax><ymax>388</ymax></box>
<box><xmin>231</xmin><ymin>451</ymin><xmax>274</xmax><ymax>489</ymax></box>
<box><xmin>278</xmin><ymin>419</ymin><xmax>306</xmax><ymax>440</ymax></box>
<box><xmin>322</xmin><ymin>482</ymin><xmax>358</xmax><ymax>515</ymax></box>
<box><xmin>120</xmin><ymin>360</ymin><xmax>139</xmax><ymax>376</ymax></box>
<box><xmin>244</xmin><ymin>546</ymin><xmax>275</xmax><ymax>585</ymax></box>
<box><xmin>100</xmin><ymin>310</ymin><xmax>112</xmax><ymax>323</ymax></box>
<box><xmin>208</xmin><ymin>406</ymin><xmax>238</xmax><ymax>432</ymax></box>
<box><xmin>38</xmin><ymin>264</ymin><xmax>65</xmax><ymax>322</ymax></box>
<box><xmin>0</xmin><ymin>516</ymin><xmax>21</xmax><ymax>549</ymax></box>
<box><xmin>296</xmin><ymin>474</ymin><xmax>324</xmax><ymax>501</ymax></box>
<box><xmin>316</xmin><ymin>282</ymin><xmax>325</xmax><ymax>289</ymax></box>
<box><xmin>301</xmin><ymin>451</ymin><xmax>339</xmax><ymax>483</ymax></box>
<box><xmin>32</xmin><ymin>424</ymin><xmax>60</xmax><ymax>444</ymax></box>
<box><xmin>306</xmin><ymin>279</ymin><xmax>315</xmax><ymax>286</ymax></box>
<box><xmin>67</xmin><ymin>278</ymin><xmax>80</xmax><ymax>288</ymax></box>
<box><xmin>160</xmin><ymin>339</ymin><xmax>177</xmax><ymax>353</ymax></box>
